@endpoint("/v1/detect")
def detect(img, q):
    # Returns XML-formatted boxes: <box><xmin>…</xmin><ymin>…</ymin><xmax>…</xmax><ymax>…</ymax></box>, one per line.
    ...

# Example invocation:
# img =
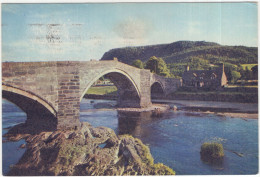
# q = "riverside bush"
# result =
<box><xmin>200</xmin><ymin>142</ymin><xmax>224</xmax><ymax>159</ymax></box>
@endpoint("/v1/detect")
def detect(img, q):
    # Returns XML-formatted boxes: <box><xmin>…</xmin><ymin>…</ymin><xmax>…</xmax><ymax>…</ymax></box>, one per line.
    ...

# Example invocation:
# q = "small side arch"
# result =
<box><xmin>151</xmin><ymin>81</ymin><xmax>165</xmax><ymax>99</ymax></box>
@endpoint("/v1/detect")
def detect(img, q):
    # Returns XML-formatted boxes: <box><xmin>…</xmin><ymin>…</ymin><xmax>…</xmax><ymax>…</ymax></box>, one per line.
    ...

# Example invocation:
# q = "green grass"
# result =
<box><xmin>174</xmin><ymin>91</ymin><xmax>253</xmax><ymax>95</ymax></box>
<box><xmin>241</xmin><ymin>64</ymin><xmax>257</xmax><ymax>70</ymax></box>
<box><xmin>86</xmin><ymin>86</ymin><xmax>117</xmax><ymax>95</ymax></box>
<box><xmin>228</xmin><ymin>85</ymin><xmax>258</xmax><ymax>88</ymax></box>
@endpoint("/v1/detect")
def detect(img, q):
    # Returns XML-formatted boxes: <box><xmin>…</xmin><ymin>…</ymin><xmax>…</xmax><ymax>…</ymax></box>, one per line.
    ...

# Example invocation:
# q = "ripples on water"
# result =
<box><xmin>2</xmin><ymin>98</ymin><xmax>258</xmax><ymax>175</ymax></box>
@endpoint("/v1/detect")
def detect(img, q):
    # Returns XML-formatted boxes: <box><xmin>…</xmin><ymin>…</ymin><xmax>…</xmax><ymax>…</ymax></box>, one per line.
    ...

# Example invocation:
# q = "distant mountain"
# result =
<box><xmin>100</xmin><ymin>41</ymin><xmax>258</xmax><ymax>65</ymax></box>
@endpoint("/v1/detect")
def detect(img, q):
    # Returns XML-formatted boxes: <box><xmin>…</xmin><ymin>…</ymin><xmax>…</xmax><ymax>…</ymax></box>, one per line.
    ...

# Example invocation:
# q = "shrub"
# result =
<box><xmin>152</xmin><ymin>163</ymin><xmax>176</xmax><ymax>175</ymax></box>
<box><xmin>200</xmin><ymin>142</ymin><xmax>224</xmax><ymax>159</ymax></box>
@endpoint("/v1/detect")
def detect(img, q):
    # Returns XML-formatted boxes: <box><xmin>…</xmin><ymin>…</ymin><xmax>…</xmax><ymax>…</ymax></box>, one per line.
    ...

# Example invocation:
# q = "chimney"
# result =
<box><xmin>113</xmin><ymin>57</ymin><xmax>118</xmax><ymax>61</ymax></box>
<box><xmin>186</xmin><ymin>65</ymin><xmax>190</xmax><ymax>71</ymax></box>
<box><xmin>220</xmin><ymin>63</ymin><xmax>224</xmax><ymax>73</ymax></box>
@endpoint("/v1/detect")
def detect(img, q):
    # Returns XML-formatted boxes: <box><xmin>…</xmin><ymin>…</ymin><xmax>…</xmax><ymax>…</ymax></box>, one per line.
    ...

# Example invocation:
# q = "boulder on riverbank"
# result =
<box><xmin>117</xmin><ymin>104</ymin><xmax>170</xmax><ymax>113</ymax></box>
<box><xmin>6</xmin><ymin>122</ymin><xmax>175</xmax><ymax>176</ymax></box>
<box><xmin>93</xmin><ymin>102</ymin><xmax>116</xmax><ymax>109</ymax></box>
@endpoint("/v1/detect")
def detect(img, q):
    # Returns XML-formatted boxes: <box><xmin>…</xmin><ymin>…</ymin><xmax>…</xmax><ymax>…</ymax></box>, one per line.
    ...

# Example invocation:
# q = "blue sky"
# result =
<box><xmin>1</xmin><ymin>3</ymin><xmax>258</xmax><ymax>62</ymax></box>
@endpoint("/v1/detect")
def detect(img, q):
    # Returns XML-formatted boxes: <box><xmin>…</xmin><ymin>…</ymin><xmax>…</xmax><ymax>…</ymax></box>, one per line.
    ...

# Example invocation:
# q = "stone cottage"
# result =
<box><xmin>182</xmin><ymin>63</ymin><xmax>228</xmax><ymax>88</ymax></box>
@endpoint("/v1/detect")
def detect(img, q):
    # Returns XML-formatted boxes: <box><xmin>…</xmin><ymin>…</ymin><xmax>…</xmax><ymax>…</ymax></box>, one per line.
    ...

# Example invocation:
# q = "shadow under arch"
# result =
<box><xmin>80</xmin><ymin>69</ymin><xmax>141</xmax><ymax>108</ymax></box>
<box><xmin>151</xmin><ymin>81</ymin><xmax>165</xmax><ymax>99</ymax></box>
<box><xmin>2</xmin><ymin>85</ymin><xmax>57</xmax><ymax>133</ymax></box>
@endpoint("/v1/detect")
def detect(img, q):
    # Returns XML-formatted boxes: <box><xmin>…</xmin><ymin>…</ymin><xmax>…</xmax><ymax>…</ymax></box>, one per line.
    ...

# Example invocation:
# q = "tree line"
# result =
<box><xmin>132</xmin><ymin>56</ymin><xmax>258</xmax><ymax>84</ymax></box>
<box><xmin>132</xmin><ymin>56</ymin><xmax>172</xmax><ymax>78</ymax></box>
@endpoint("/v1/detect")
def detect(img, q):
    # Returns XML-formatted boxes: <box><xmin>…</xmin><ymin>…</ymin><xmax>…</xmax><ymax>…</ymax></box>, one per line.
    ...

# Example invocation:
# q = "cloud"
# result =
<box><xmin>2</xmin><ymin>20</ymin><xmax>152</xmax><ymax>62</ymax></box>
<box><xmin>186</xmin><ymin>21</ymin><xmax>202</xmax><ymax>36</ymax></box>
<box><xmin>114</xmin><ymin>17</ymin><xmax>151</xmax><ymax>40</ymax></box>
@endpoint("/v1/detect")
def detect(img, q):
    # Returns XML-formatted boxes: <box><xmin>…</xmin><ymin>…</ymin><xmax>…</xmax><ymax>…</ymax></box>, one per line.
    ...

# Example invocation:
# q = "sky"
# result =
<box><xmin>1</xmin><ymin>2</ymin><xmax>258</xmax><ymax>62</ymax></box>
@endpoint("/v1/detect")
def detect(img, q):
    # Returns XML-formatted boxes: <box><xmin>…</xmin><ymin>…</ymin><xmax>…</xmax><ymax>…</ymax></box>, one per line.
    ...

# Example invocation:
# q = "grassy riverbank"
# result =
<box><xmin>169</xmin><ymin>85</ymin><xmax>258</xmax><ymax>103</ymax></box>
<box><xmin>86</xmin><ymin>86</ymin><xmax>117</xmax><ymax>96</ymax></box>
<box><xmin>152</xmin><ymin>99</ymin><xmax>258</xmax><ymax>119</ymax></box>
<box><xmin>85</xmin><ymin>85</ymin><xmax>258</xmax><ymax>103</ymax></box>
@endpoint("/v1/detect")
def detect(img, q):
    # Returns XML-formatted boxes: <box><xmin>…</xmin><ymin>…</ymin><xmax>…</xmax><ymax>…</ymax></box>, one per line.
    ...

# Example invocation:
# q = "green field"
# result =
<box><xmin>241</xmin><ymin>64</ymin><xmax>257</xmax><ymax>70</ymax></box>
<box><xmin>228</xmin><ymin>85</ymin><xmax>258</xmax><ymax>88</ymax></box>
<box><xmin>86</xmin><ymin>86</ymin><xmax>117</xmax><ymax>95</ymax></box>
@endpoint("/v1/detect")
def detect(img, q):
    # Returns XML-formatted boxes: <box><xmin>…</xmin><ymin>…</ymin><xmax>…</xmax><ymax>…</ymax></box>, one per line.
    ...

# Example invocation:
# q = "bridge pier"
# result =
<box><xmin>26</xmin><ymin>112</ymin><xmax>57</xmax><ymax>131</ymax></box>
<box><xmin>56</xmin><ymin>63</ymin><xmax>81</xmax><ymax>130</ymax></box>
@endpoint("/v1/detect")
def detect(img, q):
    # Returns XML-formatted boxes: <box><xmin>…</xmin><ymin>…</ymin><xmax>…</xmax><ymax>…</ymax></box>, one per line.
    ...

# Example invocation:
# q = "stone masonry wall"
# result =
<box><xmin>140</xmin><ymin>69</ymin><xmax>152</xmax><ymax>107</ymax></box>
<box><xmin>151</xmin><ymin>74</ymin><xmax>182</xmax><ymax>96</ymax></box>
<box><xmin>2</xmin><ymin>60</ymin><xmax>178</xmax><ymax>129</ymax></box>
<box><xmin>2</xmin><ymin>62</ymin><xmax>59</xmax><ymax>111</ymax></box>
<box><xmin>56</xmin><ymin>62</ymin><xmax>81</xmax><ymax>129</ymax></box>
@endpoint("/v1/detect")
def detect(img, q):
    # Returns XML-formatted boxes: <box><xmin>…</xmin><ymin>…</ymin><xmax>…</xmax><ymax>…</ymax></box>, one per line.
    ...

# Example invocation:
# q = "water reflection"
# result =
<box><xmin>117</xmin><ymin>110</ymin><xmax>170</xmax><ymax>136</ymax></box>
<box><xmin>118</xmin><ymin>111</ymin><xmax>152</xmax><ymax>136</ymax></box>
<box><xmin>200</xmin><ymin>155</ymin><xmax>224</xmax><ymax>169</ymax></box>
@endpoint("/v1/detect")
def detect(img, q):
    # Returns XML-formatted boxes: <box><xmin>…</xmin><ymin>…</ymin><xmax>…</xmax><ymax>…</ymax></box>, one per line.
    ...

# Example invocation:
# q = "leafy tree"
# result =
<box><xmin>244</xmin><ymin>66</ymin><xmax>253</xmax><ymax>80</ymax></box>
<box><xmin>145</xmin><ymin>56</ymin><xmax>171</xmax><ymax>77</ymax></box>
<box><xmin>99</xmin><ymin>76</ymin><xmax>105</xmax><ymax>81</ymax></box>
<box><xmin>251</xmin><ymin>65</ymin><xmax>258</xmax><ymax>79</ymax></box>
<box><xmin>230</xmin><ymin>71</ymin><xmax>241</xmax><ymax>83</ymax></box>
<box><xmin>132</xmin><ymin>59</ymin><xmax>144</xmax><ymax>69</ymax></box>
<box><xmin>188</xmin><ymin>57</ymin><xmax>209</xmax><ymax>70</ymax></box>
<box><xmin>168</xmin><ymin>63</ymin><xmax>184</xmax><ymax>78</ymax></box>
<box><xmin>224</xmin><ymin>63</ymin><xmax>238</xmax><ymax>82</ymax></box>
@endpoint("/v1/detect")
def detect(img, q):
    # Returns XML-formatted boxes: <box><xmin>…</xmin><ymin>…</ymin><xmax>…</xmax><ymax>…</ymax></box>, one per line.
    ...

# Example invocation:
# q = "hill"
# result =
<box><xmin>100</xmin><ymin>41</ymin><xmax>258</xmax><ymax>65</ymax></box>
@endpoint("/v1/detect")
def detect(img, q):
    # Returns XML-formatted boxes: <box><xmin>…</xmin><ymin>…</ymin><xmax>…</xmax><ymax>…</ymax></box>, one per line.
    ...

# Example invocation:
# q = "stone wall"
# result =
<box><xmin>151</xmin><ymin>74</ymin><xmax>182</xmax><ymax>96</ymax></box>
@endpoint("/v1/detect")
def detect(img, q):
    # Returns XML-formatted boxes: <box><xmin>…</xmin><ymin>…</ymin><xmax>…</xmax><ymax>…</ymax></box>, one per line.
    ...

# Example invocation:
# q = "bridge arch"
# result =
<box><xmin>80</xmin><ymin>69</ymin><xmax>141</xmax><ymax>107</ymax></box>
<box><xmin>151</xmin><ymin>81</ymin><xmax>165</xmax><ymax>99</ymax></box>
<box><xmin>2</xmin><ymin>85</ymin><xmax>57</xmax><ymax>131</ymax></box>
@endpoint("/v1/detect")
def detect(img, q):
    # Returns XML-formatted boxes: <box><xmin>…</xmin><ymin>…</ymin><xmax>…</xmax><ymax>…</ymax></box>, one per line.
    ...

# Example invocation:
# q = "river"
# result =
<box><xmin>2</xmin><ymin>98</ymin><xmax>258</xmax><ymax>175</ymax></box>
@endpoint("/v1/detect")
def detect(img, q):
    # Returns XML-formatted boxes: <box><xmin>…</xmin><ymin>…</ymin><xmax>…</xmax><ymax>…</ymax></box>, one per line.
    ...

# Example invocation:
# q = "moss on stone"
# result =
<box><xmin>152</xmin><ymin>163</ymin><xmax>176</xmax><ymax>175</ymax></box>
<box><xmin>58</xmin><ymin>139</ymin><xmax>87</xmax><ymax>166</ymax></box>
<box><xmin>119</xmin><ymin>134</ymin><xmax>175</xmax><ymax>175</ymax></box>
<box><xmin>8</xmin><ymin>124</ymin><xmax>176</xmax><ymax>176</ymax></box>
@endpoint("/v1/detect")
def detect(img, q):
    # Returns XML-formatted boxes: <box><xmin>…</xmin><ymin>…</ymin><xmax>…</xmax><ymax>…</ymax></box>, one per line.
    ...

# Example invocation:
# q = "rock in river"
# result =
<box><xmin>6</xmin><ymin>122</ymin><xmax>175</xmax><ymax>176</ymax></box>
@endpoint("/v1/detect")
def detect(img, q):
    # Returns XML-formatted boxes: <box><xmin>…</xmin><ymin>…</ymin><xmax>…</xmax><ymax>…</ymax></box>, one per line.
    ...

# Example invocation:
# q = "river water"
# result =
<box><xmin>2</xmin><ymin>98</ymin><xmax>258</xmax><ymax>175</ymax></box>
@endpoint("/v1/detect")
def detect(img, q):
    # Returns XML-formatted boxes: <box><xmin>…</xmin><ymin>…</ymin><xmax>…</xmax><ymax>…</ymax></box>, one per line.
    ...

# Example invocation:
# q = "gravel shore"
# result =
<box><xmin>153</xmin><ymin>99</ymin><xmax>258</xmax><ymax>119</ymax></box>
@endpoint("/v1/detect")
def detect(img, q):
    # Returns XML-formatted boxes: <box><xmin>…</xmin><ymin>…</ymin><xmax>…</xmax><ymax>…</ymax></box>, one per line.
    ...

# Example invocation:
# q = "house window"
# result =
<box><xmin>211</xmin><ymin>73</ymin><xmax>217</xmax><ymax>79</ymax></box>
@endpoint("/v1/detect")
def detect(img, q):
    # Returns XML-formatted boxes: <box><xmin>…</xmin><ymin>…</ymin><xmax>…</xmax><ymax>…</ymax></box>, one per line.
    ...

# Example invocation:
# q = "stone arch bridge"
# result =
<box><xmin>2</xmin><ymin>60</ymin><xmax>181</xmax><ymax>130</ymax></box>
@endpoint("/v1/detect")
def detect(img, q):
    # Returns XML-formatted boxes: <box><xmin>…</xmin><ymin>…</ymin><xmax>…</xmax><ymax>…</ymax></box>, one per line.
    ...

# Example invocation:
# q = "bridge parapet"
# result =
<box><xmin>2</xmin><ymin>62</ymin><xmax>59</xmax><ymax>110</ymax></box>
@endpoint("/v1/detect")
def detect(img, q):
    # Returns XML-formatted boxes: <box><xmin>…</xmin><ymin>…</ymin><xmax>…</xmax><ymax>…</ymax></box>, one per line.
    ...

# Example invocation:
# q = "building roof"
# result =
<box><xmin>182</xmin><ymin>68</ymin><xmax>222</xmax><ymax>81</ymax></box>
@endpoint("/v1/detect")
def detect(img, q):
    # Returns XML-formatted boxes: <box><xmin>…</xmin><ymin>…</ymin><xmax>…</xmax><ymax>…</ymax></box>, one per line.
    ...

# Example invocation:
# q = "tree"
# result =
<box><xmin>188</xmin><ymin>57</ymin><xmax>209</xmax><ymax>70</ymax></box>
<box><xmin>244</xmin><ymin>66</ymin><xmax>253</xmax><ymax>80</ymax></box>
<box><xmin>224</xmin><ymin>63</ymin><xmax>238</xmax><ymax>82</ymax></box>
<box><xmin>99</xmin><ymin>76</ymin><xmax>105</xmax><ymax>81</ymax></box>
<box><xmin>145</xmin><ymin>56</ymin><xmax>171</xmax><ymax>77</ymax></box>
<box><xmin>132</xmin><ymin>59</ymin><xmax>144</xmax><ymax>69</ymax></box>
<box><xmin>230</xmin><ymin>71</ymin><xmax>241</xmax><ymax>83</ymax></box>
<box><xmin>251</xmin><ymin>65</ymin><xmax>258</xmax><ymax>79</ymax></box>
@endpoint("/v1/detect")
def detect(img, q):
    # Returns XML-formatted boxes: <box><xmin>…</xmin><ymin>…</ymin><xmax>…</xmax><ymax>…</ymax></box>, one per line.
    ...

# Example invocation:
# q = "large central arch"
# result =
<box><xmin>2</xmin><ymin>85</ymin><xmax>57</xmax><ymax>131</ymax></box>
<box><xmin>80</xmin><ymin>69</ymin><xmax>141</xmax><ymax>108</ymax></box>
